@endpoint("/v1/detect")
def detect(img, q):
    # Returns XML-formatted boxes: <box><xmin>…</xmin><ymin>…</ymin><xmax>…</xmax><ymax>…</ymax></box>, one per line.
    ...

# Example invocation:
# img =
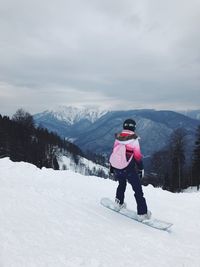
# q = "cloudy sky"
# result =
<box><xmin>0</xmin><ymin>0</ymin><xmax>200</xmax><ymax>116</ymax></box>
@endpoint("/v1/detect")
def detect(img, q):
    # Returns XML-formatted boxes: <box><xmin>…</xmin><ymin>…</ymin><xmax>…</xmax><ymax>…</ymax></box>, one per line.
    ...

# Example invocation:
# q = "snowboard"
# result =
<box><xmin>100</xmin><ymin>197</ymin><xmax>173</xmax><ymax>231</ymax></box>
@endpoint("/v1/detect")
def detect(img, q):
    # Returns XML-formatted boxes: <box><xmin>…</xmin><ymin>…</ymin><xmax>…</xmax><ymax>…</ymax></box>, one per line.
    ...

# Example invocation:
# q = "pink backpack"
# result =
<box><xmin>109</xmin><ymin>143</ymin><xmax>133</xmax><ymax>169</ymax></box>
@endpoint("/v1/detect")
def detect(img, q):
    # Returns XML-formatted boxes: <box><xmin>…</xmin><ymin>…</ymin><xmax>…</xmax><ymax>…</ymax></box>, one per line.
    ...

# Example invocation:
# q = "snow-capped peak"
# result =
<box><xmin>39</xmin><ymin>106</ymin><xmax>109</xmax><ymax>125</ymax></box>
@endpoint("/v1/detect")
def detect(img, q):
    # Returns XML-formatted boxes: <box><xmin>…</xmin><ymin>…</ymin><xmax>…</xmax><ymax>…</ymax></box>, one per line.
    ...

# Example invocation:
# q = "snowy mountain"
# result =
<box><xmin>1</xmin><ymin>158</ymin><xmax>200</xmax><ymax>267</ymax></box>
<box><xmin>34</xmin><ymin>108</ymin><xmax>199</xmax><ymax>159</ymax></box>
<box><xmin>34</xmin><ymin>105</ymin><xmax>108</xmax><ymax>125</ymax></box>
<box><xmin>34</xmin><ymin>106</ymin><xmax>109</xmax><ymax>141</ymax></box>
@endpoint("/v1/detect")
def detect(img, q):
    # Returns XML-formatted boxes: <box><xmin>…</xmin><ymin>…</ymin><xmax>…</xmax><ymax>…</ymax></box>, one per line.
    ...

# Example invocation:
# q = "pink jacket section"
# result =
<box><xmin>113</xmin><ymin>130</ymin><xmax>143</xmax><ymax>168</ymax></box>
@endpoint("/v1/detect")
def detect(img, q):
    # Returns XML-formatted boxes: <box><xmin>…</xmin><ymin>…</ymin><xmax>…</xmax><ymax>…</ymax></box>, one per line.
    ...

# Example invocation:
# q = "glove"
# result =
<box><xmin>109</xmin><ymin>165</ymin><xmax>114</xmax><ymax>174</ymax></box>
<box><xmin>138</xmin><ymin>169</ymin><xmax>144</xmax><ymax>180</ymax></box>
<box><xmin>109</xmin><ymin>165</ymin><xmax>116</xmax><ymax>180</ymax></box>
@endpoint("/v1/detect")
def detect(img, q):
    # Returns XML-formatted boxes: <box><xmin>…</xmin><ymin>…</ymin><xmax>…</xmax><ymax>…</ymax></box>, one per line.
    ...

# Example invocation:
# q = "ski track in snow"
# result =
<box><xmin>0</xmin><ymin>158</ymin><xmax>200</xmax><ymax>267</ymax></box>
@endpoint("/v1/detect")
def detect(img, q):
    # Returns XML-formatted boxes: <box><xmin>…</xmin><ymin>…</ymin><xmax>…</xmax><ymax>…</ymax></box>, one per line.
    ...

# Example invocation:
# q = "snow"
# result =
<box><xmin>0</xmin><ymin>158</ymin><xmax>200</xmax><ymax>267</ymax></box>
<box><xmin>183</xmin><ymin>186</ymin><xmax>200</xmax><ymax>193</ymax></box>
<box><xmin>57</xmin><ymin>154</ymin><xmax>108</xmax><ymax>176</ymax></box>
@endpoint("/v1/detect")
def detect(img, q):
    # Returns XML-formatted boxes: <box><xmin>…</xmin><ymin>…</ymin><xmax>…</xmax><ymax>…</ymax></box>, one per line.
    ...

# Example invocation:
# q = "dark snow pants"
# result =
<box><xmin>114</xmin><ymin>165</ymin><xmax>148</xmax><ymax>215</ymax></box>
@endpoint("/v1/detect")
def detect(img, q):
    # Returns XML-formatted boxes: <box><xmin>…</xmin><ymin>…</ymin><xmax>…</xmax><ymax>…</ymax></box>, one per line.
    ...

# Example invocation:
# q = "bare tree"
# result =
<box><xmin>12</xmin><ymin>108</ymin><xmax>34</xmax><ymax>129</ymax></box>
<box><xmin>192</xmin><ymin>125</ymin><xmax>200</xmax><ymax>190</ymax></box>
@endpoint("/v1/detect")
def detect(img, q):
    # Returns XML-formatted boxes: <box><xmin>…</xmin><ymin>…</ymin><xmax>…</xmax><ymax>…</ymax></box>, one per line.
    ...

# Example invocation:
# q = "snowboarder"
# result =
<box><xmin>109</xmin><ymin>118</ymin><xmax>151</xmax><ymax>221</ymax></box>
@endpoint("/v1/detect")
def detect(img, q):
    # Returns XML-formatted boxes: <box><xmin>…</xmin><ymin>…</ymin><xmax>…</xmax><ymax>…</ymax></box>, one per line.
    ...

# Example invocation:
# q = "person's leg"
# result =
<box><xmin>127</xmin><ymin>171</ymin><xmax>148</xmax><ymax>215</ymax></box>
<box><xmin>115</xmin><ymin>170</ymin><xmax>127</xmax><ymax>204</ymax></box>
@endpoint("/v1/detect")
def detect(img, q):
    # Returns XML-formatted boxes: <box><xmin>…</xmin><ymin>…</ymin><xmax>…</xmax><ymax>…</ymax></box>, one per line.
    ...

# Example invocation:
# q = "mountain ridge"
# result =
<box><xmin>34</xmin><ymin>106</ymin><xmax>108</xmax><ymax>125</ymax></box>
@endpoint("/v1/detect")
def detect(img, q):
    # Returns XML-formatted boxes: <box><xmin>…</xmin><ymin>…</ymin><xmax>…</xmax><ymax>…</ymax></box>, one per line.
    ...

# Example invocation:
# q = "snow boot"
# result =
<box><xmin>114</xmin><ymin>198</ymin><xmax>127</xmax><ymax>211</ymax></box>
<box><xmin>137</xmin><ymin>210</ymin><xmax>152</xmax><ymax>222</ymax></box>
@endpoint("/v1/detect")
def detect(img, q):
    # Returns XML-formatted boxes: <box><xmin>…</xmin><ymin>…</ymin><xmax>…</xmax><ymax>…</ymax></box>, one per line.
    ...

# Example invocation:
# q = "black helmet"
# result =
<box><xmin>123</xmin><ymin>118</ymin><xmax>136</xmax><ymax>131</ymax></box>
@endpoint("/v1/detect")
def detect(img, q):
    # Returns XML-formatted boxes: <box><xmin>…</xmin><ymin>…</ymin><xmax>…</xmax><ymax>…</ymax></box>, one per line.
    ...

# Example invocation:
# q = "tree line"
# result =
<box><xmin>149</xmin><ymin>126</ymin><xmax>200</xmax><ymax>192</ymax></box>
<box><xmin>0</xmin><ymin>109</ymin><xmax>84</xmax><ymax>169</ymax></box>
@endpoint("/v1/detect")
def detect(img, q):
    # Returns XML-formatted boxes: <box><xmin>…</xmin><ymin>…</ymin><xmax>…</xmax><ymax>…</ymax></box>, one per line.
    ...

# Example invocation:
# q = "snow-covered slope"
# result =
<box><xmin>57</xmin><ymin>154</ymin><xmax>108</xmax><ymax>177</ymax></box>
<box><xmin>35</xmin><ymin>106</ymin><xmax>108</xmax><ymax>125</ymax></box>
<box><xmin>0</xmin><ymin>158</ymin><xmax>200</xmax><ymax>267</ymax></box>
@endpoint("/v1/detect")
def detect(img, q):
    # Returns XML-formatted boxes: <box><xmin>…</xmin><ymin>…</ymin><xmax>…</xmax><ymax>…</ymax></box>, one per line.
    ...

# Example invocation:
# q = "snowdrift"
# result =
<box><xmin>0</xmin><ymin>158</ymin><xmax>199</xmax><ymax>267</ymax></box>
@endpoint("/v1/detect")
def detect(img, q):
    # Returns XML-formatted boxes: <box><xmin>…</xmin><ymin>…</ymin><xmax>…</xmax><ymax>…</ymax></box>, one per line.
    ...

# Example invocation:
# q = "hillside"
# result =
<box><xmin>0</xmin><ymin>113</ymin><xmax>108</xmax><ymax>178</ymax></box>
<box><xmin>74</xmin><ymin>109</ymin><xmax>199</xmax><ymax>156</ymax></box>
<box><xmin>178</xmin><ymin>110</ymin><xmax>200</xmax><ymax>120</ymax></box>
<box><xmin>0</xmin><ymin>158</ymin><xmax>200</xmax><ymax>267</ymax></box>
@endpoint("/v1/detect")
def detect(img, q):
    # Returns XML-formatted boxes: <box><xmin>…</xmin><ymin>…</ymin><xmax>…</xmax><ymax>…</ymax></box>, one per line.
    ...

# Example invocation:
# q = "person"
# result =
<box><xmin>110</xmin><ymin>118</ymin><xmax>151</xmax><ymax>221</ymax></box>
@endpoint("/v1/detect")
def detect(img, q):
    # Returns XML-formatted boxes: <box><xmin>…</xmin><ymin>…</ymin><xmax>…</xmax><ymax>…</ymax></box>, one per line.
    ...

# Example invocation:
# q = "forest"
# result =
<box><xmin>147</xmin><ymin>127</ymin><xmax>200</xmax><ymax>192</ymax></box>
<box><xmin>0</xmin><ymin>109</ymin><xmax>84</xmax><ymax>170</ymax></box>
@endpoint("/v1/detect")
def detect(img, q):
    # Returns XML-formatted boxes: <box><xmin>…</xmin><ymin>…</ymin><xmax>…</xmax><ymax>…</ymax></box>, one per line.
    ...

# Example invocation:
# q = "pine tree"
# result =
<box><xmin>151</xmin><ymin>150</ymin><xmax>171</xmax><ymax>189</ymax></box>
<box><xmin>0</xmin><ymin>116</ymin><xmax>8</xmax><ymax>157</ymax></box>
<box><xmin>192</xmin><ymin>125</ymin><xmax>200</xmax><ymax>190</ymax></box>
<box><xmin>169</xmin><ymin>128</ymin><xmax>186</xmax><ymax>192</ymax></box>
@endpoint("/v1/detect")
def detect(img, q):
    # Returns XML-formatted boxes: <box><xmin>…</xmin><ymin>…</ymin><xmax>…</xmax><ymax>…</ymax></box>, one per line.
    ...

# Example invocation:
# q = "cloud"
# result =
<box><xmin>0</xmin><ymin>81</ymin><xmax>115</xmax><ymax>116</ymax></box>
<box><xmin>0</xmin><ymin>0</ymin><xmax>200</xmax><ymax>115</ymax></box>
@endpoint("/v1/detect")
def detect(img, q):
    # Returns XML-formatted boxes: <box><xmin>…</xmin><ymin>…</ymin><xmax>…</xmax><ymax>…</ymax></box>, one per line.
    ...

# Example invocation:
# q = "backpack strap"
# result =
<box><xmin>125</xmin><ymin>145</ymin><xmax>134</xmax><ymax>161</ymax></box>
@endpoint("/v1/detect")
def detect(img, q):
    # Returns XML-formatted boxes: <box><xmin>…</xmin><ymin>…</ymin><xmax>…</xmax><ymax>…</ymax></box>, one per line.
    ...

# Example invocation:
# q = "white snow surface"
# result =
<box><xmin>0</xmin><ymin>158</ymin><xmax>200</xmax><ymax>267</ymax></box>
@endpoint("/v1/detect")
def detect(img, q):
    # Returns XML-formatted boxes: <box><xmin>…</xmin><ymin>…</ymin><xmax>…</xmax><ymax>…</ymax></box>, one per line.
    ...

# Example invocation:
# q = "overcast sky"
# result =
<box><xmin>0</xmin><ymin>0</ymin><xmax>200</xmax><ymax>116</ymax></box>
